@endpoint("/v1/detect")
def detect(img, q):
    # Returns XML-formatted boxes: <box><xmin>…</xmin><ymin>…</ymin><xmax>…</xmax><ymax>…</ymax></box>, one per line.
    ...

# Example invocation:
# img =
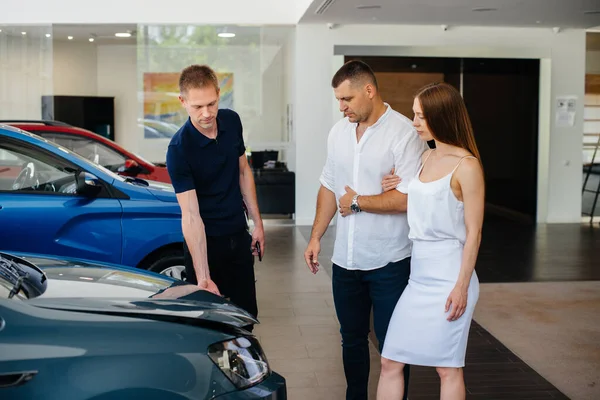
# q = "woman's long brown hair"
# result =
<box><xmin>415</xmin><ymin>82</ymin><xmax>481</xmax><ymax>161</ymax></box>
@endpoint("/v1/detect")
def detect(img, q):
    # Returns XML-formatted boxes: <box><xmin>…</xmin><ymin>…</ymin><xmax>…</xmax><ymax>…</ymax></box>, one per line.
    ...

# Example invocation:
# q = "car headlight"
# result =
<box><xmin>208</xmin><ymin>336</ymin><xmax>270</xmax><ymax>389</ymax></box>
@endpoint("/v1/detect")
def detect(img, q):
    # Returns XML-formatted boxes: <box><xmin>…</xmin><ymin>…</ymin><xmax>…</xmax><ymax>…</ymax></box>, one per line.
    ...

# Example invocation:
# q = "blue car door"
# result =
<box><xmin>0</xmin><ymin>138</ymin><xmax>123</xmax><ymax>264</ymax></box>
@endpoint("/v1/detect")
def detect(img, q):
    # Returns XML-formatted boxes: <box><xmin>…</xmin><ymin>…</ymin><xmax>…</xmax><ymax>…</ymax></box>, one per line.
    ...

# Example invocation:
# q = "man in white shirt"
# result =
<box><xmin>304</xmin><ymin>60</ymin><xmax>428</xmax><ymax>400</ymax></box>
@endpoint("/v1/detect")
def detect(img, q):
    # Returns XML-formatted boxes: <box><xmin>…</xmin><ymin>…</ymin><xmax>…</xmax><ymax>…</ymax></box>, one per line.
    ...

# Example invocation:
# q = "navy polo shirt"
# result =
<box><xmin>166</xmin><ymin>109</ymin><xmax>247</xmax><ymax>236</ymax></box>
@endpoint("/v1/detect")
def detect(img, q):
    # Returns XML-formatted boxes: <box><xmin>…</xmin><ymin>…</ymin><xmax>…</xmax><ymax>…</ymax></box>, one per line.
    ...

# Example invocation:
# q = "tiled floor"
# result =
<box><xmin>252</xmin><ymin>225</ymin><xmax>360</xmax><ymax>399</ymax></box>
<box><xmin>252</xmin><ymin>222</ymin><xmax>584</xmax><ymax>399</ymax></box>
<box><xmin>474</xmin><ymin>281</ymin><xmax>600</xmax><ymax>400</ymax></box>
<box><xmin>408</xmin><ymin>322</ymin><xmax>569</xmax><ymax>399</ymax></box>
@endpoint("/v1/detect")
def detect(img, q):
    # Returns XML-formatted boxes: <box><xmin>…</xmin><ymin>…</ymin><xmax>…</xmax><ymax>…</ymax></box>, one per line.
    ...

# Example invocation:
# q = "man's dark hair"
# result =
<box><xmin>179</xmin><ymin>64</ymin><xmax>219</xmax><ymax>95</ymax></box>
<box><xmin>331</xmin><ymin>60</ymin><xmax>378</xmax><ymax>90</ymax></box>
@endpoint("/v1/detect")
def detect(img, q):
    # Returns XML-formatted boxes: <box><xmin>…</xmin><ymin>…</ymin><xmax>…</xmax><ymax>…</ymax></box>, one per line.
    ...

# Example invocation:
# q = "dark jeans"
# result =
<box><xmin>332</xmin><ymin>258</ymin><xmax>411</xmax><ymax>400</ymax></box>
<box><xmin>183</xmin><ymin>230</ymin><xmax>258</xmax><ymax>331</ymax></box>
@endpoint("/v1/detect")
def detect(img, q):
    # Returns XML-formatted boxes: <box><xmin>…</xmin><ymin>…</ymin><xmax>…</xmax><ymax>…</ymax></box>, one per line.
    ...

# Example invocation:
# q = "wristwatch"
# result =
<box><xmin>351</xmin><ymin>194</ymin><xmax>362</xmax><ymax>213</ymax></box>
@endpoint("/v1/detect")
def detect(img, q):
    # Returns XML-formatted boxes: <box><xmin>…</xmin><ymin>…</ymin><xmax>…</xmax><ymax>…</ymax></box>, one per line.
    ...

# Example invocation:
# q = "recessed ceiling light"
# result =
<box><xmin>68</xmin><ymin>36</ymin><xmax>73</xmax><ymax>40</ymax></box>
<box><xmin>0</xmin><ymin>29</ymin><xmax>3</xmax><ymax>33</ymax></box>
<box><xmin>115</xmin><ymin>32</ymin><xmax>131</xmax><ymax>38</ymax></box>
<box><xmin>472</xmin><ymin>7</ymin><xmax>498</xmax><ymax>12</ymax></box>
<box><xmin>356</xmin><ymin>5</ymin><xmax>381</xmax><ymax>9</ymax></box>
<box><xmin>88</xmin><ymin>37</ymin><xmax>94</xmax><ymax>42</ymax></box>
<box><xmin>45</xmin><ymin>34</ymin><xmax>51</xmax><ymax>38</ymax></box>
<box><xmin>21</xmin><ymin>31</ymin><xmax>26</xmax><ymax>35</ymax></box>
<box><xmin>218</xmin><ymin>32</ymin><xmax>235</xmax><ymax>38</ymax></box>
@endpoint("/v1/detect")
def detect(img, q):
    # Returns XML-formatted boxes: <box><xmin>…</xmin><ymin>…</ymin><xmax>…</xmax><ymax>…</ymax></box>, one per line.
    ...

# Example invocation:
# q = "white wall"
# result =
<box><xmin>53</xmin><ymin>41</ymin><xmax>97</xmax><ymax>96</ymax></box>
<box><xmin>0</xmin><ymin>29</ymin><xmax>52</xmax><ymax>119</ymax></box>
<box><xmin>96</xmin><ymin>45</ymin><xmax>142</xmax><ymax>156</ymax></box>
<box><xmin>51</xmin><ymin>42</ymin><xmax>142</xmax><ymax>157</ymax></box>
<box><xmin>1</xmin><ymin>0</ymin><xmax>309</xmax><ymax>25</ymax></box>
<box><xmin>293</xmin><ymin>24</ymin><xmax>586</xmax><ymax>225</ymax></box>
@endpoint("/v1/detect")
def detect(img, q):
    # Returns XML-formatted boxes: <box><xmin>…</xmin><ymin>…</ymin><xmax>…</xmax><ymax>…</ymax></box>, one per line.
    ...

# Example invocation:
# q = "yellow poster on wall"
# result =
<box><xmin>142</xmin><ymin>72</ymin><xmax>233</xmax><ymax>139</ymax></box>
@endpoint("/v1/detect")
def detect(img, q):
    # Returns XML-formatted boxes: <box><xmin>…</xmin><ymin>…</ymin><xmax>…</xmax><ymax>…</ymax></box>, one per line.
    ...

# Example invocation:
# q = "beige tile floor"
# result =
<box><xmin>253</xmin><ymin>225</ymin><xmax>382</xmax><ymax>399</ymax></box>
<box><xmin>474</xmin><ymin>281</ymin><xmax>600</xmax><ymax>400</ymax></box>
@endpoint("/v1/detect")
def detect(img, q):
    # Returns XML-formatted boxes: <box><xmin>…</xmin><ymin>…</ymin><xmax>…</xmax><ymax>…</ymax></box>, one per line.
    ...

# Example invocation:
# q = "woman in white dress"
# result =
<box><xmin>376</xmin><ymin>82</ymin><xmax>485</xmax><ymax>400</ymax></box>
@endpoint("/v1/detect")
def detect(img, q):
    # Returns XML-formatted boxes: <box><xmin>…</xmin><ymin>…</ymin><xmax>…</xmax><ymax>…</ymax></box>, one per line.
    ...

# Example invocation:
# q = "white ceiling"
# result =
<box><xmin>52</xmin><ymin>24</ymin><xmax>137</xmax><ymax>44</ymax></box>
<box><xmin>15</xmin><ymin>24</ymin><xmax>290</xmax><ymax>46</ymax></box>
<box><xmin>300</xmin><ymin>0</ymin><xmax>600</xmax><ymax>29</ymax></box>
<box><xmin>0</xmin><ymin>24</ymin><xmax>137</xmax><ymax>44</ymax></box>
<box><xmin>0</xmin><ymin>0</ymin><xmax>305</xmax><ymax>25</ymax></box>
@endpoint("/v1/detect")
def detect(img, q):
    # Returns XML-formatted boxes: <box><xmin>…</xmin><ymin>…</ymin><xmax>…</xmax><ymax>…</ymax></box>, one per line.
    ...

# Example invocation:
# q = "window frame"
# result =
<box><xmin>0</xmin><ymin>137</ymin><xmax>113</xmax><ymax>199</ymax></box>
<box><xmin>37</xmin><ymin>131</ymin><xmax>151</xmax><ymax>175</ymax></box>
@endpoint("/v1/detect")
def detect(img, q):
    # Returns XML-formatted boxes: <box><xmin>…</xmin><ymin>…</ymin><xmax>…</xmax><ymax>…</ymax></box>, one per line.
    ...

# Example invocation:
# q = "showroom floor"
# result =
<box><xmin>250</xmin><ymin>217</ymin><xmax>600</xmax><ymax>400</ymax></box>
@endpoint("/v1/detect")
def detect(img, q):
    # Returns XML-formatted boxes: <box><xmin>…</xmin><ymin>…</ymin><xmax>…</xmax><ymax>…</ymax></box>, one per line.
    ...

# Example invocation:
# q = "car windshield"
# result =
<box><xmin>90</xmin><ymin>162</ymin><xmax>127</xmax><ymax>182</ymax></box>
<box><xmin>78</xmin><ymin>135</ymin><xmax>156</xmax><ymax>168</ymax></box>
<box><xmin>90</xmin><ymin>134</ymin><xmax>157</xmax><ymax>167</ymax></box>
<box><xmin>64</xmin><ymin>146</ymin><xmax>128</xmax><ymax>183</ymax></box>
<box><xmin>78</xmin><ymin>137</ymin><xmax>157</xmax><ymax>169</ymax></box>
<box><xmin>35</xmin><ymin>135</ymin><xmax>127</xmax><ymax>183</ymax></box>
<box><xmin>132</xmin><ymin>152</ymin><xmax>155</xmax><ymax>166</ymax></box>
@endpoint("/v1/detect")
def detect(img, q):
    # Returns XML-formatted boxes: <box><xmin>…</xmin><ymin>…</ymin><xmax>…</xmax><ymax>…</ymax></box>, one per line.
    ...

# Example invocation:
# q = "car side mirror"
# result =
<box><xmin>76</xmin><ymin>171</ymin><xmax>102</xmax><ymax>197</ymax></box>
<box><xmin>118</xmin><ymin>159</ymin><xmax>142</xmax><ymax>176</ymax></box>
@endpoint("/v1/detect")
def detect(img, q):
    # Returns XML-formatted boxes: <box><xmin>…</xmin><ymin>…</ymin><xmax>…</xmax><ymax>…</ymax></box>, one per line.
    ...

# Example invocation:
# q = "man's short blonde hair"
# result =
<box><xmin>179</xmin><ymin>64</ymin><xmax>219</xmax><ymax>96</ymax></box>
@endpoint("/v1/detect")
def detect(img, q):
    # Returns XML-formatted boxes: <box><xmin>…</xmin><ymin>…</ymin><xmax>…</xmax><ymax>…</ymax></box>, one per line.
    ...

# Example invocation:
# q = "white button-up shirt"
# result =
<box><xmin>320</xmin><ymin>104</ymin><xmax>428</xmax><ymax>271</ymax></box>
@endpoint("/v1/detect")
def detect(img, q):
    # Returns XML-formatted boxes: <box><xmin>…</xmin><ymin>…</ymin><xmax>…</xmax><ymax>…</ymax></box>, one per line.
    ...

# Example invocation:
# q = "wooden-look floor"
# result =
<box><xmin>407</xmin><ymin>321</ymin><xmax>569</xmax><ymax>399</ymax></box>
<box><xmin>475</xmin><ymin>213</ymin><xmax>600</xmax><ymax>283</ymax></box>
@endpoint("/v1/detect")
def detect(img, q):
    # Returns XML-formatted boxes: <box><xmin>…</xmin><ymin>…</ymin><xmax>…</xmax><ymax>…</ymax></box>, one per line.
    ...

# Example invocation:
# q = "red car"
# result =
<box><xmin>2</xmin><ymin>120</ymin><xmax>171</xmax><ymax>183</ymax></box>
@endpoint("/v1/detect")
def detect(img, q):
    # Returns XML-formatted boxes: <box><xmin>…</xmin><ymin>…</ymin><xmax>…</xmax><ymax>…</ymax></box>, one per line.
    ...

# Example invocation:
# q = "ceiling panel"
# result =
<box><xmin>300</xmin><ymin>0</ymin><xmax>600</xmax><ymax>29</ymax></box>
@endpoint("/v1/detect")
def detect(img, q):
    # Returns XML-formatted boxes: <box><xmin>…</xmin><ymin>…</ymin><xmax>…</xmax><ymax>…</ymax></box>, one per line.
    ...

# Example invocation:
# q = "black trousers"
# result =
<box><xmin>332</xmin><ymin>258</ymin><xmax>411</xmax><ymax>400</ymax></box>
<box><xmin>183</xmin><ymin>230</ymin><xmax>258</xmax><ymax>330</ymax></box>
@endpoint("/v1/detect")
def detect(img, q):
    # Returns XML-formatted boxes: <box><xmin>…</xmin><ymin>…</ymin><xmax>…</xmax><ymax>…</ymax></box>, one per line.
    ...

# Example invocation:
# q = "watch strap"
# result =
<box><xmin>351</xmin><ymin>194</ymin><xmax>361</xmax><ymax>212</ymax></box>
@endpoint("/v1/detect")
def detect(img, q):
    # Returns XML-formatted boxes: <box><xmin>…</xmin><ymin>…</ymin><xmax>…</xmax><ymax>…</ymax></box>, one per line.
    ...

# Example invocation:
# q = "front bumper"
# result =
<box><xmin>213</xmin><ymin>372</ymin><xmax>286</xmax><ymax>399</ymax></box>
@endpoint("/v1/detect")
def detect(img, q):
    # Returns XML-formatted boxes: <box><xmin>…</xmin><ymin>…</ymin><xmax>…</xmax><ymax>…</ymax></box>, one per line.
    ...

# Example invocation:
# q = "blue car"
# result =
<box><xmin>0</xmin><ymin>124</ymin><xmax>185</xmax><ymax>278</ymax></box>
<box><xmin>0</xmin><ymin>251</ymin><xmax>287</xmax><ymax>399</ymax></box>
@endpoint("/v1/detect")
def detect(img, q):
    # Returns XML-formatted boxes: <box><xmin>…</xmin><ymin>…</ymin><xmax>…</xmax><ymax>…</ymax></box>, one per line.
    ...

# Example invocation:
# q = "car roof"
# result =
<box><xmin>7</xmin><ymin>121</ymin><xmax>153</xmax><ymax>169</ymax></box>
<box><xmin>0</xmin><ymin>124</ymin><xmax>119</xmax><ymax>183</ymax></box>
<box><xmin>0</xmin><ymin>119</ymin><xmax>71</xmax><ymax>127</ymax></box>
<box><xmin>0</xmin><ymin>123</ymin><xmax>49</xmax><ymax>140</ymax></box>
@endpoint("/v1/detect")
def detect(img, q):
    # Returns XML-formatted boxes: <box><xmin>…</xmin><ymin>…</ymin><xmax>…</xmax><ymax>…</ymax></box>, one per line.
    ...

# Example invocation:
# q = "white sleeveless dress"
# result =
<box><xmin>381</xmin><ymin>153</ymin><xmax>480</xmax><ymax>367</ymax></box>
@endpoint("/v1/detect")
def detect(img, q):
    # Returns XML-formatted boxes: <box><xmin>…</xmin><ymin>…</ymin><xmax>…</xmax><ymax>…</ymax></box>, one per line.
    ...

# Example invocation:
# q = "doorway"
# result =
<box><xmin>346</xmin><ymin>55</ymin><xmax>540</xmax><ymax>220</ymax></box>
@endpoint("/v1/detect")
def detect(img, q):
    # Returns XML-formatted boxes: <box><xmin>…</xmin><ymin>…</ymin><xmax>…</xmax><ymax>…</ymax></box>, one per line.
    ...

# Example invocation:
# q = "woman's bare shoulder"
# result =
<box><xmin>451</xmin><ymin>146</ymin><xmax>473</xmax><ymax>159</ymax></box>
<box><xmin>421</xmin><ymin>148</ymin><xmax>434</xmax><ymax>162</ymax></box>
<box><xmin>455</xmin><ymin>156</ymin><xmax>484</xmax><ymax>183</ymax></box>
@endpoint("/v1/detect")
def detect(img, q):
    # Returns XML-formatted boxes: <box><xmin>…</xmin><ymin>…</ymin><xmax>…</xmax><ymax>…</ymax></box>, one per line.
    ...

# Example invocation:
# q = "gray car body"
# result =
<box><xmin>0</xmin><ymin>252</ymin><xmax>286</xmax><ymax>400</ymax></box>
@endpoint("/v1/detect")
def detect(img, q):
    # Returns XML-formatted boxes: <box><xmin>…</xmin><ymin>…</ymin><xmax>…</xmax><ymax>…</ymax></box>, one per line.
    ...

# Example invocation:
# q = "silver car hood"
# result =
<box><xmin>27</xmin><ymin>296</ymin><xmax>257</xmax><ymax>328</ymax></box>
<box><xmin>2</xmin><ymin>251</ymin><xmax>257</xmax><ymax>329</ymax></box>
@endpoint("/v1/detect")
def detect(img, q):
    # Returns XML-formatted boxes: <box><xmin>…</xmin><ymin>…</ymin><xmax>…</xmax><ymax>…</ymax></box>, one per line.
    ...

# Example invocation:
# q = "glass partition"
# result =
<box><xmin>0</xmin><ymin>23</ymin><xmax>295</xmax><ymax>172</ymax></box>
<box><xmin>136</xmin><ymin>25</ymin><xmax>295</xmax><ymax>168</ymax></box>
<box><xmin>0</xmin><ymin>25</ymin><xmax>53</xmax><ymax>119</ymax></box>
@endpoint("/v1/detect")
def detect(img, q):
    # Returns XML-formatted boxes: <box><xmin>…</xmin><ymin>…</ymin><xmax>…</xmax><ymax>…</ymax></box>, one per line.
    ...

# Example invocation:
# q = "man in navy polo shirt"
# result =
<box><xmin>166</xmin><ymin>64</ymin><xmax>264</xmax><ymax>324</ymax></box>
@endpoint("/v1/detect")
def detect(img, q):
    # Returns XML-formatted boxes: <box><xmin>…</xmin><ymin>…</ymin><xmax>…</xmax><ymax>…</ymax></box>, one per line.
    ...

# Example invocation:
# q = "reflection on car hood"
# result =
<box><xmin>9</xmin><ymin>252</ymin><xmax>256</xmax><ymax>328</ymax></box>
<box><xmin>144</xmin><ymin>179</ymin><xmax>174</xmax><ymax>192</ymax></box>
<box><xmin>28</xmin><ymin>296</ymin><xmax>257</xmax><ymax>328</ymax></box>
<box><xmin>143</xmin><ymin>179</ymin><xmax>178</xmax><ymax>203</ymax></box>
